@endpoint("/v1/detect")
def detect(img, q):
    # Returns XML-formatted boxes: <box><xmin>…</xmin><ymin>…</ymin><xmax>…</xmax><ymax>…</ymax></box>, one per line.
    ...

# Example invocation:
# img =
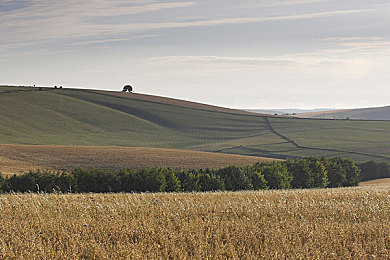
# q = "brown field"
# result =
<box><xmin>0</xmin><ymin>144</ymin><xmax>276</xmax><ymax>175</ymax></box>
<box><xmin>360</xmin><ymin>178</ymin><xmax>390</xmax><ymax>187</ymax></box>
<box><xmin>1</xmin><ymin>187</ymin><xmax>389</xmax><ymax>259</ymax></box>
<box><xmin>294</xmin><ymin>109</ymin><xmax>352</xmax><ymax>118</ymax></box>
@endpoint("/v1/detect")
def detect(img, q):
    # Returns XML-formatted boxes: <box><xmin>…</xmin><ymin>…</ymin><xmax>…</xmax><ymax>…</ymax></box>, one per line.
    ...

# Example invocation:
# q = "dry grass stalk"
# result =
<box><xmin>0</xmin><ymin>186</ymin><xmax>389</xmax><ymax>259</ymax></box>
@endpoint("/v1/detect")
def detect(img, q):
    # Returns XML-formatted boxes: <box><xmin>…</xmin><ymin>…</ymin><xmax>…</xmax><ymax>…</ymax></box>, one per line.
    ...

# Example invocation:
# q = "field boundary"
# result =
<box><xmin>264</xmin><ymin>118</ymin><xmax>390</xmax><ymax>160</ymax></box>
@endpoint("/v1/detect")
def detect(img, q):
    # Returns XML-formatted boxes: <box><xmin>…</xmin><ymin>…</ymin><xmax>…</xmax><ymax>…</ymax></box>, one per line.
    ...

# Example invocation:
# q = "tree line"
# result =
<box><xmin>0</xmin><ymin>157</ymin><xmax>361</xmax><ymax>193</ymax></box>
<box><xmin>358</xmin><ymin>161</ymin><xmax>390</xmax><ymax>181</ymax></box>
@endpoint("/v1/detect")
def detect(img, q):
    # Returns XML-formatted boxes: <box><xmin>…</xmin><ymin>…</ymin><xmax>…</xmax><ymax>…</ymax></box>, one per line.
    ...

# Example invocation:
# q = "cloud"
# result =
<box><xmin>147</xmin><ymin>49</ymin><xmax>380</xmax><ymax>79</ymax></box>
<box><xmin>311</xmin><ymin>37</ymin><xmax>390</xmax><ymax>55</ymax></box>
<box><xmin>87</xmin><ymin>9</ymin><xmax>372</xmax><ymax>36</ymax></box>
<box><xmin>0</xmin><ymin>1</ymin><xmax>372</xmax><ymax>52</ymax></box>
<box><xmin>319</xmin><ymin>36</ymin><xmax>384</xmax><ymax>42</ymax></box>
<box><xmin>148</xmin><ymin>54</ymin><xmax>361</xmax><ymax>68</ymax></box>
<box><xmin>69</xmin><ymin>34</ymin><xmax>158</xmax><ymax>46</ymax></box>
<box><xmin>0</xmin><ymin>1</ymin><xmax>196</xmax><ymax>47</ymax></box>
<box><xmin>230</xmin><ymin>0</ymin><xmax>333</xmax><ymax>8</ymax></box>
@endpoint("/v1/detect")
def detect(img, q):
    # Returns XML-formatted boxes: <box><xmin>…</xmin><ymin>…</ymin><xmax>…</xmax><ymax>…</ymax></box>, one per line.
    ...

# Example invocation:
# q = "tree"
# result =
<box><xmin>342</xmin><ymin>158</ymin><xmax>361</xmax><ymax>186</ymax></box>
<box><xmin>287</xmin><ymin>159</ymin><xmax>312</xmax><ymax>188</ymax></box>
<box><xmin>122</xmin><ymin>85</ymin><xmax>133</xmax><ymax>92</ymax></box>
<box><xmin>324</xmin><ymin>158</ymin><xmax>346</xmax><ymax>188</ymax></box>
<box><xmin>254</xmin><ymin>162</ymin><xmax>292</xmax><ymax>189</ymax></box>
<box><xmin>217</xmin><ymin>166</ymin><xmax>253</xmax><ymax>191</ymax></box>
<box><xmin>359</xmin><ymin>161</ymin><xmax>390</xmax><ymax>181</ymax></box>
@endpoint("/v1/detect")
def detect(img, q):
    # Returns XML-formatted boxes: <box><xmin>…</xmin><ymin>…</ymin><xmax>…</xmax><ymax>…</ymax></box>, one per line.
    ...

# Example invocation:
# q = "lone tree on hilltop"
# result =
<box><xmin>122</xmin><ymin>85</ymin><xmax>133</xmax><ymax>92</ymax></box>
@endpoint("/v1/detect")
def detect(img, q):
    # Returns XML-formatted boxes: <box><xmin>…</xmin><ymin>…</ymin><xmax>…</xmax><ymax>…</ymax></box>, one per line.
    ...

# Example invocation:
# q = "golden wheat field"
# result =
<box><xmin>0</xmin><ymin>144</ymin><xmax>276</xmax><ymax>176</ymax></box>
<box><xmin>1</xmin><ymin>186</ymin><xmax>390</xmax><ymax>259</ymax></box>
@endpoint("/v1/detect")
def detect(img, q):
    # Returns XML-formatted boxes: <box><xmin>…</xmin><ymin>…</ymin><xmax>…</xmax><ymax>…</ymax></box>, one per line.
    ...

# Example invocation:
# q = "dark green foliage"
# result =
<box><xmin>1</xmin><ymin>170</ymin><xmax>70</xmax><ymax>193</ymax></box>
<box><xmin>342</xmin><ymin>159</ymin><xmax>361</xmax><ymax>187</ymax></box>
<box><xmin>217</xmin><ymin>166</ymin><xmax>253</xmax><ymax>191</ymax></box>
<box><xmin>117</xmin><ymin>169</ymin><xmax>137</xmax><ymax>192</ymax></box>
<box><xmin>253</xmin><ymin>162</ymin><xmax>292</xmax><ymax>189</ymax></box>
<box><xmin>198</xmin><ymin>169</ymin><xmax>225</xmax><ymax>191</ymax></box>
<box><xmin>322</xmin><ymin>158</ymin><xmax>346</xmax><ymax>188</ymax></box>
<box><xmin>244</xmin><ymin>166</ymin><xmax>269</xmax><ymax>190</ymax></box>
<box><xmin>0</xmin><ymin>173</ymin><xmax>4</xmax><ymax>190</ymax></box>
<box><xmin>72</xmin><ymin>167</ymin><xmax>121</xmax><ymax>193</ymax></box>
<box><xmin>287</xmin><ymin>159</ymin><xmax>312</xmax><ymax>188</ymax></box>
<box><xmin>0</xmin><ymin>157</ymin><xmax>362</xmax><ymax>193</ymax></box>
<box><xmin>177</xmin><ymin>170</ymin><xmax>201</xmax><ymax>192</ymax></box>
<box><xmin>286</xmin><ymin>158</ymin><xmax>328</xmax><ymax>188</ymax></box>
<box><xmin>322</xmin><ymin>157</ymin><xmax>360</xmax><ymax>188</ymax></box>
<box><xmin>359</xmin><ymin>161</ymin><xmax>390</xmax><ymax>181</ymax></box>
<box><xmin>308</xmin><ymin>159</ymin><xmax>328</xmax><ymax>188</ymax></box>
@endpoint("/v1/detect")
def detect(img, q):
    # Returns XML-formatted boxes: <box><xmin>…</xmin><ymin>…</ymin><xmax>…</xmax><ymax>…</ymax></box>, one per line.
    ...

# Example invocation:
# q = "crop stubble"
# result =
<box><xmin>0</xmin><ymin>186</ymin><xmax>389</xmax><ymax>259</ymax></box>
<box><xmin>0</xmin><ymin>144</ymin><xmax>275</xmax><ymax>175</ymax></box>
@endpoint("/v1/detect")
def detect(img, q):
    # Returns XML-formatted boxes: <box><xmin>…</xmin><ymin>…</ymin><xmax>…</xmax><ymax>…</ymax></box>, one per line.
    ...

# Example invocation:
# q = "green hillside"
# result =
<box><xmin>1</xmin><ymin>86</ymin><xmax>390</xmax><ymax>162</ymax></box>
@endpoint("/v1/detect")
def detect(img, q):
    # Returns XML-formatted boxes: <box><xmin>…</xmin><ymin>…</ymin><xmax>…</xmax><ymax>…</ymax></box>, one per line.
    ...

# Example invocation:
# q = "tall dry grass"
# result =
<box><xmin>0</xmin><ymin>187</ymin><xmax>389</xmax><ymax>259</ymax></box>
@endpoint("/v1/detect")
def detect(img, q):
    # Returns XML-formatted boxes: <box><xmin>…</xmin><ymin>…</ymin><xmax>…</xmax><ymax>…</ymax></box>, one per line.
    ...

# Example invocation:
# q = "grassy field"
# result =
<box><xmin>0</xmin><ymin>186</ymin><xmax>389</xmax><ymax>259</ymax></box>
<box><xmin>1</xmin><ymin>86</ymin><xmax>390</xmax><ymax>164</ymax></box>
<box><xmin>0</xmin><ymin>144</ymin><xmax>275</xmax><ymax>175</ymax></box>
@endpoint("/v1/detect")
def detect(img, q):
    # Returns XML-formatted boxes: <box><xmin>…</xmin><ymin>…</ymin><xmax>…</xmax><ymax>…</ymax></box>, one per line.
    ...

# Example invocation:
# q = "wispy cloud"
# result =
<box><xmin>319</xmin><ymin>36</ymin><xmax>383</xmax><ymax>42</ymax></box>
<box><xmin>0</xmin><ymin>0</ymin><xmax>372</xmax><ymax>52</ymax></box>
<box><xmin>0</xmin><ymin>1</ymin><xmax>196</xmax><ymax>48</ymax></box>
<box><xmin>230</xmin><ymin>0</ymin><xmax>333</xmax><ymax>8</ymax></box>
<box><xmin>313</xmin><ymin>37</ymin><xmax>390</xmax><ymax>55</ymax></box>
<box><xmin>148</xmin><ymin>54</ymin><xmax>350</xmax><ymax>68</ymax></box>
<box><xmin>69</xmin><ymin>34</ymin><xmax>158</xmax><ymax>46</ymax></box>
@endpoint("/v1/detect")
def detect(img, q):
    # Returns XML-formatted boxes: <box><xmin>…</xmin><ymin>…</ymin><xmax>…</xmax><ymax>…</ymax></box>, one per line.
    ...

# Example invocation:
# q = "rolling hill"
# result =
<box><xmin>296</xmin><ymin>106</ymin><xmax>390</xmax><ymax>120</ymax></box>
<box><xmin>1</xmin><ymin>85</ymin><xmax>390</xmax><ymax>169</ymax></box>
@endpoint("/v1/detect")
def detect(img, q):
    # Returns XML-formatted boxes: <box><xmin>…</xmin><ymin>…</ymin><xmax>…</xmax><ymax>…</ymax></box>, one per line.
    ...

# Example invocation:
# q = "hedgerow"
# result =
<box><xmin>0</xmin><ymin>157</ymin><xmax>361</xmax><ymax>193</ymax></box>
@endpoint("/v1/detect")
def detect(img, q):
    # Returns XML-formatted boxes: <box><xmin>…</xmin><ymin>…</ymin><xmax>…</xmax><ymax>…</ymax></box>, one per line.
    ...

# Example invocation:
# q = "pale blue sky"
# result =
<box><xmin>1</xmin><ymin>0</ymin><xmax>390</xmax><ymax>109</ymax></box>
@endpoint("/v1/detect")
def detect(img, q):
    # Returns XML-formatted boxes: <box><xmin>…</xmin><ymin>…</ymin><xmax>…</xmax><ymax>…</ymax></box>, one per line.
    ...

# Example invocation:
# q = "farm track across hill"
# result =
<box><xmin>2</xmin><ymin>86</ymin><xmax>390</xmax><ymax>162</ymax></box>
<box><xmin>264</xmin><ymin>118</ymin><xmax>390</xmax><ymax>160</ymax></box>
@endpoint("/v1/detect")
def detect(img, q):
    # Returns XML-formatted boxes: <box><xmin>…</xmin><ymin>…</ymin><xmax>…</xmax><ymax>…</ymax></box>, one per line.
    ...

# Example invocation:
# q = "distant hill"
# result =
<box><xmin>246</xmin><ymin>108</ymin><xmax>333</xmax><ymax>115</ymax></box>
<box><xmin>296</xmin><ymin>106</ymin><xmax>390</xmax><ymax>120</ymax></box>
<box><xmin>1</xmin><ymin>86</ymin><xmax>390</xmax><ymax>163</ymax></box>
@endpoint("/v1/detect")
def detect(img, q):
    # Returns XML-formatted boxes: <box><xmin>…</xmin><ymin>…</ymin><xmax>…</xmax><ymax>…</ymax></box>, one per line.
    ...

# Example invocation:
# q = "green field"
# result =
<box><xmin>2</xmin><ymin>86</ymin><xmax>390</xmax><ymax>162</ymax></box>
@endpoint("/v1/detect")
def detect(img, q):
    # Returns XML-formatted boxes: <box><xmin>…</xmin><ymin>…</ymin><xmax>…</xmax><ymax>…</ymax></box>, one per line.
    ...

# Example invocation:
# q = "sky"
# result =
<box><xmin>1</xmin><ymin>0</ymin><xmax>390</xmax><ymax>109</ymax></box>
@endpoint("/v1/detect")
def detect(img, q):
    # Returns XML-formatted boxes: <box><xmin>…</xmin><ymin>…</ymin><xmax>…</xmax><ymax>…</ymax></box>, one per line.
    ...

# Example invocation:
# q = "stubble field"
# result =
<box><xmin>0</xmin><ymin>144</ymin><xmax>275</xmax><ymax>176</ymax></box>
<box><xmin>0</xmin><ymin>185</ymin><xmax>389</xmax><ymax>259</ymax></box>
